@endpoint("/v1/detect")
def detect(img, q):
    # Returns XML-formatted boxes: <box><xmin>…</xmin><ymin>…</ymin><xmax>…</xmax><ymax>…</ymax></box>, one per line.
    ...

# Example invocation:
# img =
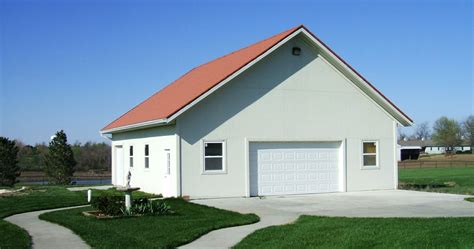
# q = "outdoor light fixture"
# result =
<box><xmin>292</xmin><ymin>46</ymin><xmax>301</xmax><ymax>56</ymax></box>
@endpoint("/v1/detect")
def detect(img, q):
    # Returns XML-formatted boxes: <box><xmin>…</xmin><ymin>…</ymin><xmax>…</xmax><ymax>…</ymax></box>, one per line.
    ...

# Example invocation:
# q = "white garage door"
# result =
<box><xmin>250</xmin><ymin>142</ymin><xmax>341</xmax><ymax>196</ymax></box>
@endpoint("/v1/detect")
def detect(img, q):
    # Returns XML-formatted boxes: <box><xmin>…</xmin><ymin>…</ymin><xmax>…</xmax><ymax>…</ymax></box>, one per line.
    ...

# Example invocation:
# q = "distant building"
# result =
<box><xmin>399</xmin><ymin>146</ymin><xmax>422</xmax><ymax>161</ymax></box>
<box><xmin>398</xmin><ymin>139</ymin><xmax>471</xmax><ymax>155</ymax></box>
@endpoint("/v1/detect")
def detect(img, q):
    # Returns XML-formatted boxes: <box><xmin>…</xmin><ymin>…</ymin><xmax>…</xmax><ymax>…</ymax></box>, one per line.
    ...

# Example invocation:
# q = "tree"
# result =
<box><xmin>432</xmin><ymin>117</ymin><xmax>462</xmax><ymax>154</ymax></box>
<box><xmin>0</xmin><ymin>137</ymin><xmax>20</xmax><ymax>186</ymax></box>
<box><xmin>72</xmin><ymin>142</ymin><xmax>111</xmax><ymax>171</ymax></box>
<box><xmin>414</xmin><ymin>122</ymin><xmax>431</xmax><ymax>140</ymax></box>
<box><xmin>398</xmin><ymin>128</ymin><xmax>408</xmax><ymax>141</ymax></box>
<box><xmin>45</xmin><ymin>130</ymin><xmax>76</xmax><ymax>184</ymax></box>
<box><xmin>463</xmin><ymin>115</ymin><xmax>474</xmax><ymax>153</ymax></box>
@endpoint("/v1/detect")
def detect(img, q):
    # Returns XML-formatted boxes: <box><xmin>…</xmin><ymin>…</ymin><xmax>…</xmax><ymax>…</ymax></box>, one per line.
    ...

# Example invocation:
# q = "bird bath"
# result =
<box><xmin>117</xmin><ymin>171</ymin><xmax>140</xmax><ymax>210</ymax></box>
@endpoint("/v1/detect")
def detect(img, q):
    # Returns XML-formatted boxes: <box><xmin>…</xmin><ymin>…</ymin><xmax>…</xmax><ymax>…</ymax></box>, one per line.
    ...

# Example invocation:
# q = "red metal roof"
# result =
<box><xmin>103</xmin><ymin>25</ymin><xmax>412</xmax><ymax>132</ymax></box>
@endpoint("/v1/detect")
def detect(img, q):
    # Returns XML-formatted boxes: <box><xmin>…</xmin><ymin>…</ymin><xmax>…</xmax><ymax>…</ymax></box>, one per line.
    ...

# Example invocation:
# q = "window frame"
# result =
<box><xmin>361</xmin><ymin>140</ymin><xmax>379</xmax><ymax>169</ymax></box>
<box><xmin>144</xmin><ymin>144</ymin><xmax>150</xmax><ymax>169</ymax></box>
<box><xmin>129</xmin><ymin>145</ymin><xmax>134</xmax><ymax>168</ymax></box>
<box><xmin>202</xmin><ymin>140</ymin><xmax>226</xmax><ymax>174</ymax></box>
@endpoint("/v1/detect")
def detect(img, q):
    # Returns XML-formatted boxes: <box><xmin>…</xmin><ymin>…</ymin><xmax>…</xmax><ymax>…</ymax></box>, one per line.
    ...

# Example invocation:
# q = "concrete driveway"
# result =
<box><xmin>181</xmin><ymin>190</ymin><xmax>474</xmax><ymax>248</ymax></box>
<box><xmin>193</xmin><ymin>190</ymin><xmax>474</xmax><ymax>218</ymax></box>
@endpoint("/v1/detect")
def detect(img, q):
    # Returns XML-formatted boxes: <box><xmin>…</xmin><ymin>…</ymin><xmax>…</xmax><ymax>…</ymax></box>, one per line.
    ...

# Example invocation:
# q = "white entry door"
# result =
<box><xmin>250</xmin><ymin>142</ymin><xmax>341</xmax><ymax>196</ymax></box>
<box><xmin>162</xmin><ymin>149</ymin><xmax>173</xmax><ymax>197</ymax></box>
<box><xmin>115</xmin><ymin>146</ymin><xmax>124</xmax><ymax>186</ymax></box>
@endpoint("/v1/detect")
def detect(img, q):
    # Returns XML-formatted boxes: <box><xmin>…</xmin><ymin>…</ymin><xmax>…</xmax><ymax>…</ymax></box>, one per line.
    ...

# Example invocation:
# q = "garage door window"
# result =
<box><xmin>362</xmin><ymin>141</ymin><xmax>378</xmax><ymax>168</ymax></box>
<box><xmin>203</xmin><ymin>141</ymin><xmax>225</xmax><ymax>173</ymax></box>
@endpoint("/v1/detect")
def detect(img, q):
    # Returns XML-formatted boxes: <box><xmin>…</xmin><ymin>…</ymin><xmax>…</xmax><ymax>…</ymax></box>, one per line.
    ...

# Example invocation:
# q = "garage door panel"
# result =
<box><xmin>250</xmin><ymin>142</ymin><xmax>341</xmax><ymax>196</ymax></box>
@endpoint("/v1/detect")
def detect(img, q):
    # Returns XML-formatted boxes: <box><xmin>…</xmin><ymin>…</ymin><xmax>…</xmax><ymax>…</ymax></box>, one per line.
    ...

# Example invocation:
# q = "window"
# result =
<box><xmin>144</xmin><ymin>144</ymin><xmax>149</xmax><ymax>169</ymax></box>
<box><xmin>165</xmin><ymin>149</ymin><xmax>171</xmax><ymax>175</ymax></box>
<box><xmin>362</xmin><ymin>141</ymin><xmax>378</xmax><ymax>167</ymax></box>
<box><xmin>129</xmin><ymin>146</ymin><xmax>134</xmax><ymax>167</ymax></box>
<box><xmin>203</xmin><ymin>141</ymin><xmax>225</xmax><ymax>172</ymax></box>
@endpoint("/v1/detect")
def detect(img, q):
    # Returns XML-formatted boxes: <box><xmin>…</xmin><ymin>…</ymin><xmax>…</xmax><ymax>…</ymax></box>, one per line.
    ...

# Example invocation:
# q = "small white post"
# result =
<box><xmin>125</xmin><ymin>192</ymin><xmax>132</xmax><ymax>210</ymax></box>
<box><xmin>87</xmin><ymin>189</ymin><xmax>92</xmax><ymax>203</ymax></box>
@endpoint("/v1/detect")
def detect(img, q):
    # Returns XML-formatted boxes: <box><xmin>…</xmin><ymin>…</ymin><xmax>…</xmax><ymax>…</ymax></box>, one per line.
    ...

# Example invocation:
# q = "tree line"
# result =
<box><xmin>399</xmin><ymin>115</ymin><xmax>473</xmax><ymax>152</ymax></box>
<box><xmin>15</xmin><ymin>139</ymin><xmax>110</xmax><ymax>172</ymax></box>
<box><xmin>0</xmin><ymin>130</ymin><xmax>110</xmax><ymax>186</ymax></box>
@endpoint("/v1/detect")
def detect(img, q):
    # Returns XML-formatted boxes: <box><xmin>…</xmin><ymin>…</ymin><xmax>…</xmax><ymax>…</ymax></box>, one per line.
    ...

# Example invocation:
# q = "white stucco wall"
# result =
<box><xmin>111</xmin><ymin>125</ymin><xmax>178</xmax><ymax>197</ymax></box>
<box><xmin>176</xmin><ymin>34</ymin><xmax>398</xmax><ymax>198</ymax></box>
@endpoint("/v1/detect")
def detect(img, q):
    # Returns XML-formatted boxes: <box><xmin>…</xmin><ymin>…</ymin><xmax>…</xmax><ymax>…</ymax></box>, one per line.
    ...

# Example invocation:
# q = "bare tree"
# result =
<box><xmin>414</xmin><ymin>122</ymin><xmax>431</xmax><ymax>140</ymax></box>
<box><xmin>397</xmin><ymin>127</ymin><xmax>408</xmax><ymax>141</ymax></box>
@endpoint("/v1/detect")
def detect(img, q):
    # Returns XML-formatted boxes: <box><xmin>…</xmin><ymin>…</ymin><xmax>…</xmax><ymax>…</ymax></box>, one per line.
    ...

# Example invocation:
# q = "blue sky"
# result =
<box><xmin>1</xmin><ymin>0</ymin><xmax>472</xmax><ymax>144</ymax></box>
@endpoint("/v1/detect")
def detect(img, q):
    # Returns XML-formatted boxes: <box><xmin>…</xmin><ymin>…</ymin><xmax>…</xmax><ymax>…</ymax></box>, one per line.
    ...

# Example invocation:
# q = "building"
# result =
<box><xmin>101</xmin><ymin>25</ymin><xmax>413</xmax><ymax>198</ymax></box>
<box><xmin>398</xmin><ymin>139</ymin><xmax>471</xmax><ymax>155</ymax></box>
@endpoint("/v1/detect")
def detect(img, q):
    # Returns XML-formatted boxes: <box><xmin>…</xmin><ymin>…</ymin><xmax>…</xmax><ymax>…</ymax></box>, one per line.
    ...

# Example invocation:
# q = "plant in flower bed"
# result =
<box><xmin>90</xmin><ymin>193</ymin><xmax>170</xmax><ymax>217</ymax></box>
<box><xmin>122</xmin><ymin>198</ymin><xmax>171</xmax><ymax>216</ymax></box>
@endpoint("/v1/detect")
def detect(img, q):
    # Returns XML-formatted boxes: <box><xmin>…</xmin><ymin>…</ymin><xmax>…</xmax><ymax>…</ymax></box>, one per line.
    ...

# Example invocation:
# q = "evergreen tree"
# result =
<box><xmin>0</xmin><ymin>137</ymin><xmax>20</xmax><ymax>186</ymax></box>
<box><xmin>45</xmin><ymin>130</ymin><xmax>76</xmax><ymax>184</ymax></box>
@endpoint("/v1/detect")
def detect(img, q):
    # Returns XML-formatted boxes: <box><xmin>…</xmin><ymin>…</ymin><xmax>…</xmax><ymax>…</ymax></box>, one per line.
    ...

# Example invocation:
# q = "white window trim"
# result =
<box><xmin>361</xmin><ymin>140</ymin><xmax>379</xmax><ymax>169</ymax></box>
<box><xmin>144</xmin><ymin>144</ymin><xmax>150</xmax><ymax>169</ymax></box>
<box><xmin>202</xmin><ymin>140</ymin><xmax>227</xmax><ymax>174</ymax></box>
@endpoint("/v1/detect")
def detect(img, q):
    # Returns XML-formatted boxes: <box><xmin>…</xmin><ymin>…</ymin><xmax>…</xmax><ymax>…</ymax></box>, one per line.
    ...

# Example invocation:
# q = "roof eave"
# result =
<box><xmin>100</xmin><ymin>118</ymin><xmax>169</xmax><ymax>135</ymax></box>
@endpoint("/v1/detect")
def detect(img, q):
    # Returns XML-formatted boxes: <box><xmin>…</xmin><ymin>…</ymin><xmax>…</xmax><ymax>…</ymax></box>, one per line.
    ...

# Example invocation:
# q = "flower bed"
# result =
<box><xmin>87</xmin><ymin>193</ymin><xmax>171</xmax><ymax>218</ymax></box>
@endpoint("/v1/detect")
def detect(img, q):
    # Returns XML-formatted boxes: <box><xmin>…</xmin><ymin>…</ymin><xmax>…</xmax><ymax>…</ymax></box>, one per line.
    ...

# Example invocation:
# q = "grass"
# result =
<box><xmin>466</xmin><ymin>198</ymin><xmax>474</xmax><ymax>202</ymax></box>
<box><xmin>0</xmin><ymin>186</ymin><xmax>87</xmax><ymax>249</ymax></box>
<box><xmin>234</xmin><ymin>216</ymin><xmax>474</xmax><ymax>249</ymax></box>
<box><xmin>0</xmin><ymin>220</ymin><xmax>31</xmax><ymax>248</ymax></box>
<box><xmin>399</xmin><ymin>167</ymin><xmax>474</xmax><ymax>195</ymax></box>
<box><xmin>0</xmin><ymin>185</ymin><xmax>153</xmax><ymax>249</ymax></box>
<box><xmin>40</xmin><ymin>198</ymin><xmax>259</xmax><ymax>249</ymax></box>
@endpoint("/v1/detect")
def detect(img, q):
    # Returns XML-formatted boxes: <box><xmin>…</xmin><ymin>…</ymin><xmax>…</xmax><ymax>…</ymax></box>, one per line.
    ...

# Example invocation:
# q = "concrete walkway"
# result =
<box><xmin>5</xmin><ymin>206</ymin><xmax>90</xmax><ymax>249</ymax></box>
<box><xmin>180</xmin><ymin>190</ymin><xmax>474</xmax><ymax>249</ymax></box>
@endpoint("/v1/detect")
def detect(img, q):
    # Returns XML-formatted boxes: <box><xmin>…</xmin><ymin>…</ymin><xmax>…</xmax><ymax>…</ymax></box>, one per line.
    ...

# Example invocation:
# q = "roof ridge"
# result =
<box><xmin>168</xmin><ymin>25</ymin><xmax>302</xmax><ymax>90</ymax></box>
<box><xmin>190</xmin><ymin>25</ymin><xmax>302</xmax><ymax>71</ymax></box>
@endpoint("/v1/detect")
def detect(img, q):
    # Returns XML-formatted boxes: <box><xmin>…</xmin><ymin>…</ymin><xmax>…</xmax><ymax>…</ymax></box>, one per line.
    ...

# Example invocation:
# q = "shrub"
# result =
<box><xmin>91</xmin><ymin>194</ymin><xmax>124</xmax><ymax>216</ymax></box>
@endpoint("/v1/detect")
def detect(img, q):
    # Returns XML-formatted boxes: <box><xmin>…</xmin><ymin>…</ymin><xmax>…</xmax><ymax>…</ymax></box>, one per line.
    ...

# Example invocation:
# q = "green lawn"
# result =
<box><xmin>399</xmin><ymin>167</ymin><xmax>474</xmax><ymax>195</ymax></box>
<box><xmin>235</xmin><ymin>216</ymin><xmax>474</xmax><ymax>249</ymax></box>
<box><xmin>0</xmin><ymin>186</ymin><xmax>87</xmax><ymax>248</ymax></box>
<box><xmin>0</xmin><ymin>185</ymin><xmax>153</xmax><ymax>249</ymax></box>
<box><xmin>40</xmin><ymin>198</ymin><xmax>259</xmax><ymax>249</ymax></box>
<box><xmin>0</xmin><ymin>220</ymin><xmax>31</xmax><ymax>249</ymax></box>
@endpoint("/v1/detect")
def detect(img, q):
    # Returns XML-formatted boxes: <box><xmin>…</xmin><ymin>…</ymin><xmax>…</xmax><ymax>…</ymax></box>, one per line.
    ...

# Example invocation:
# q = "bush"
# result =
<box><xmin>91</xmin><ymin>194</ymin><xmax>124</xmax><ymax>216</ymax></box>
